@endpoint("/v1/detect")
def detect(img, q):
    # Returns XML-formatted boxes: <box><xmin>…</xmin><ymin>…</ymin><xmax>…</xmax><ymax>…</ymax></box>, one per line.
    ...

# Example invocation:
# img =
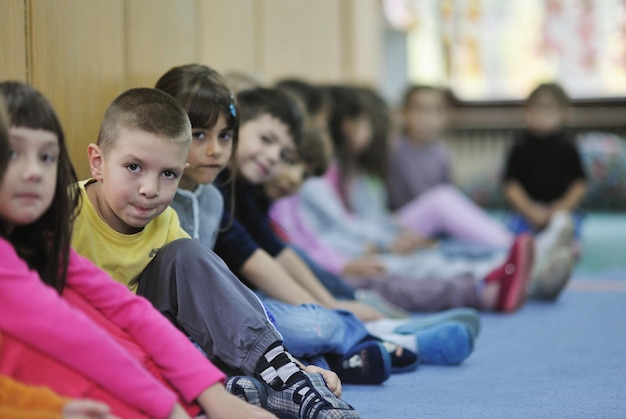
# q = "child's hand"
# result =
<box><xmin>197</xmin><ymin>384</ymin><xmax>277</xmax><ymax>419</ymax></box>
<box><xmin>62</xmin><ymin>399</ymin><xmax>119</xmax><ymax>419</ymax></box>
<box><xmin>528</xmin><ymin>204</ymin><xmax>551</xmax><ymax>229</ymax></box>
<box><xmin>342</xmin><ymin>257</ymin><xmax>387</xmax><ymax>278</ymax></box>
<box><xmin>332</xmin><ymin>299</ymin><xmax>385</xmax><ymax>321</ymax></box>
<box><xmin>389</xmin><ymin>231</ymin><xmax>435</xmax><ymax>254</ymax></box>
<box><xmin>303</xmin><ymin>365</ymin><xmax>342</xmax><ymax>398</ymax></box>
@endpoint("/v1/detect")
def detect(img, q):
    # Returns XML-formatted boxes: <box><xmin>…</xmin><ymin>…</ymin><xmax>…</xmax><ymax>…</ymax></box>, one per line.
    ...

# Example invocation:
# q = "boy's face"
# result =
<box><xmin>523</xmin><ymin>93</ymin><xmax>567</xmax><ymax>136</ymax></box>
<box><xmin>236</xmin><ymin>114</ymin><xmax>297</xmax><ymax>184</ymax></box>
<box><xmin>403</xmin><ymin>90</ymin><xmax>447</xmax><ymax>143</ymax></box>
<box><xmin>263</xmin><ymin>162</ymin><xmax>307</xmax><ymax>201</ymax></box>
<box><xmin>87</xmin><ymin>128</ymin><xmax>188</xmax><ymax>234</ymax></box>
<box><xmin>0</xmin><ymin>127</ymin><xmax>59</xmax><ymax>229</ymax></box>
<box><xmin>180</xmin><ymin>113</ymin><xmax>234</xmax><ymax>190</ymax></box>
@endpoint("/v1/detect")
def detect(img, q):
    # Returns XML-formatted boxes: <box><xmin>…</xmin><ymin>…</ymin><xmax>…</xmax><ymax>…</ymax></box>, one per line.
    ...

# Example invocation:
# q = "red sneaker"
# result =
<box><xmin>485</xmin><ymin>233</ymin><xmax>535</xmax><ymax>312</ymax></box>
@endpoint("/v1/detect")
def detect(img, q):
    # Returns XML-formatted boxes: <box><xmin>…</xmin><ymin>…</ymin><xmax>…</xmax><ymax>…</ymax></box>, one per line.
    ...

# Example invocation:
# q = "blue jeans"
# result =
<box><xmin>260</xmin><ymin>296</ymin><xmax>369</xmax><ymax>362</ymax></box>
<box><xmin>506</xmin><ymin>211</ymin><xmax>585</xmax><ymax>239</ymax></box>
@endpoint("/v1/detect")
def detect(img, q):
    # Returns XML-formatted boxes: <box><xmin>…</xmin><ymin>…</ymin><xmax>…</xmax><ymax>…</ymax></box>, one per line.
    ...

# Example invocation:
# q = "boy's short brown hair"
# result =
<box><xmin>97</xmin><ymin>87</ymin><xmax>192</xmax><ymax>154</ymax></box>
<box><xmin>525</xmin><ymin>82</ymin><xmax>570</xmax><ymax>109</ymax></box>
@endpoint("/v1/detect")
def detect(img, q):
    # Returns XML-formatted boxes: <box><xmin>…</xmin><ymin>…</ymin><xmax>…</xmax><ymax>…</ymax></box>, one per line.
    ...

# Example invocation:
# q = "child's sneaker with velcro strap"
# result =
<box><xmin>265</xmin><ymin>371</ymin><xmax>361</xmax><ymax>418</ymax></box>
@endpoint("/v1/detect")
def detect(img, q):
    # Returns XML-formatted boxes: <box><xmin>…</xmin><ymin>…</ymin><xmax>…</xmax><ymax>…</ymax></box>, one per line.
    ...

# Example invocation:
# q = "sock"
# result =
<box><xmin>255</xmin><ymin>342</ymin><xmax>302</xmax><ymax>389</ymax></box>
<box><xmin>415</xmin><ymin>322</ymin><xmax>474</xmax><ymax>365</ymax></box>
<box><xmin>375</xmin><ymin>333</ymin><xmax>417</xmax><ymax>353</ymax></box>
<box><xmin>364</xmin><ymin>318</ymin><xmax>407</xmax><ymax>336</ymax></box>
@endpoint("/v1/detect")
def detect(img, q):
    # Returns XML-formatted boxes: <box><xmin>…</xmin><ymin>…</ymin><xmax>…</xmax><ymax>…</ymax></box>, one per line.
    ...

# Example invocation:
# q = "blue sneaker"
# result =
<box><xmin>393</xmin><ymin>307</ymin><xmax>481</xmax><ymax>339</ymax></box>
<box><xmin>415</xmin><ymin>322</ymin><xmax>474</xmax><ymax>365</ymax></box>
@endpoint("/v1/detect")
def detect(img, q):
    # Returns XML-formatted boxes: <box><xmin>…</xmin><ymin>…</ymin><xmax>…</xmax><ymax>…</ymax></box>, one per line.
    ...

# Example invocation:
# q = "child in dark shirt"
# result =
<box><xmin>502</xmin><ymin>82</ymin><xmax>587</xmax><ymax>299</ymax></box>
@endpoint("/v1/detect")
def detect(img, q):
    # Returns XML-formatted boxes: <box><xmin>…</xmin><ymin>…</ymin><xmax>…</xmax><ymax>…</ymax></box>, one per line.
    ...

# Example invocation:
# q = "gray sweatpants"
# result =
<box><xmin>136</xmin><ymin>238</ymin><xmax>282</xmax><ymax>376</ymax></box>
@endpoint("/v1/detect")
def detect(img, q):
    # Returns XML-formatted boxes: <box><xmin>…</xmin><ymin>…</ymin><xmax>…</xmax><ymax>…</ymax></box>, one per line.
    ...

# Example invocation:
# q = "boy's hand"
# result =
<box><xmin>62</xmin><ymin>399</ymin><xmax>119</xmax><ymax>419</ymax></box>
<box><xmin>332</xmin><ymin>299</ymin><xmax>385</xmax><ymax>321</ymax></box>
<box><xmin>303</xmin><ymin>365</ymin><xmax>342</xmax><ymax>398</ymax></box>
<box><xmin>528</xmin><ymin>204</ymin><xmax>551</xmax><ymax>229</ymax></box>
<box><xmin>197</xmin><ymin>384</ymin><xmax>277</xmax><ymax>419</ymax></box>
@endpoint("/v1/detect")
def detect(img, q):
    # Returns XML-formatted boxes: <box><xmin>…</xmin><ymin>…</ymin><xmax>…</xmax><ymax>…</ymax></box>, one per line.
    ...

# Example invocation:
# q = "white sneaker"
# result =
<box><xmin>531</xmin><ymin>211</ymin><xmax>576</xmax><ymax>300</ymax></box>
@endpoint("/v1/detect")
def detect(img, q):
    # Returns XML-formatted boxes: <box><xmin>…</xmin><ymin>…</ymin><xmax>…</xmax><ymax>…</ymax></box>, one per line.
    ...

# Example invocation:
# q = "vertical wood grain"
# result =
<box><xmin>29</xmin><ymin>0</ymin><xmax>125</xmax><ymax>179</ymax></box>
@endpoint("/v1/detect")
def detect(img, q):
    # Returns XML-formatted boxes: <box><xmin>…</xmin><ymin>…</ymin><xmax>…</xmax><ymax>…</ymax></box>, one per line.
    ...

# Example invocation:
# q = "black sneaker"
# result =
<box><xmin>265</xmin><ymin>371</ymin><xmax>361</xmax><ymax>418</ymax></box>
<box><xmin>225</xmin><ymin>375</ymin><xmax>268</xmax><ymax>408</ymax></box>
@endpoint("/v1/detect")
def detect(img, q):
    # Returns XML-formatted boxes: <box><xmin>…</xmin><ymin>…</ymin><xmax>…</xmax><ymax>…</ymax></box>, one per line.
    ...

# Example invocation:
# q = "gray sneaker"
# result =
<box><xmin>225</xmin><ymin>376</ymin><xmax>268</xmax><ymax>408</ymax></box>
<box><xmin>529</xmin><ymin>246</ymin><xmax>574</xmax><ymax>300</ymax></box>
<box><xmin>265</xmin><ymin>371</ymin><xmax>361</xmax><ymax>419</ymax></box>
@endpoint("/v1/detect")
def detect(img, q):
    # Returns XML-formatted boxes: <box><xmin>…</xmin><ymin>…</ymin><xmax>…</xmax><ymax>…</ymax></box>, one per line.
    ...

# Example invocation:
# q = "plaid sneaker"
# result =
<box><xmin>265</xmin><ymin>371</ymin><xmax>361</xmax><ymax>418</ymax></box>
<box><xmin>225</xmin><ymin>376</ymin><xmax>268</xmax><ymax>408</ymax></box>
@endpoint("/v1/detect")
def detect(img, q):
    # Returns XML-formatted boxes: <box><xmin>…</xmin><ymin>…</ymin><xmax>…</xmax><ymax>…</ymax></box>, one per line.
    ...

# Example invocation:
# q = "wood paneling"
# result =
<box><xmin>196</xmin><ymin>0</ymin><xmax>257</xmax><ymax>74</ymax></box>
<box><xmin>260</xmin><ymin>0</ymin><xmax>342</xmax><ymax>83</ymax></box>
<box><xmin>0</xmin><ymin>0</ymin><xmax>28</xmax><ymax>82</ymax></box>
<box><xmin>2</xmin><ymin>0</ymin><xmax>384</xmax><ymax>178</ymax></box>
<box><xmin>344</xmin><ymin>0</ymin><xmax>383</xmax><ymax>86</ymax></box>
<box><xmin>29</xmin><ymin>0</ymin><xmax>125</xmax><ymax>179</ymax></box>
<box><xmin>125</xmin><ymin>0</ymin><xmax>197</xmax><ymax>88</ymax></box>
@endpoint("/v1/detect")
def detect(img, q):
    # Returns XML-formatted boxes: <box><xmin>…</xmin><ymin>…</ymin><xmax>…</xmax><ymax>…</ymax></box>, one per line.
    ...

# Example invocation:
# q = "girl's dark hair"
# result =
<box><xmin>275</xmin><ymin>78</ymin><xmax>326</xmax><ymax>118</ymax></box>
<box><xmin>358</xmin><ymin>87</ymin><xmax>391</xmax><ymax>180</ymax></box>
<box><xmin>155</xmin><ymin>64</ymin><xmax>239</xmax><ymax>149</ymax></box>
<box><xmin>0</xmin><ymin>97</ymin><xmax>9</xmax><ymax>176</ymax></box>
<box><xmin>0</xmin><ymin>81</ymin><xmax>80</xmax><ymax>293</ymax></box>
<box><xmin>236</xmin><ymin>87</ymin><xmax>304</xmax><ymax>148</ymax></box>
<box><xmin>155</xmin><ymin>63</ymin><xmax>241</xmax><ymax>230</ymax></box>
<box><xmin>325</xmin><ymin>85</ymin><xmax>371</xmax><ymax>204</ymax></box>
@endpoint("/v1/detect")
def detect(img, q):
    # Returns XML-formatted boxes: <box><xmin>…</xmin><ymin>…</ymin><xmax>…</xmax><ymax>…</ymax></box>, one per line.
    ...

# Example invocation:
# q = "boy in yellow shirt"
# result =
<box><xmin>71</xmin><ymin>87</ymin><xmax>358</xmax><ymax>419</ymax></box>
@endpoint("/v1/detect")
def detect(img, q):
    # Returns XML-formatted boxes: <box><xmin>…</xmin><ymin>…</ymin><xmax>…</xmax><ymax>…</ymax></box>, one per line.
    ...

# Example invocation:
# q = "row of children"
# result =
<box><xmin>0</xmin><ymin>66</ymin><xmax>471</xmax><ymax>418</ymax></box>
<box><xmin>0</xmin><ymin>62</ymin><xmax>584</xmax><ymax>417</ymax></box>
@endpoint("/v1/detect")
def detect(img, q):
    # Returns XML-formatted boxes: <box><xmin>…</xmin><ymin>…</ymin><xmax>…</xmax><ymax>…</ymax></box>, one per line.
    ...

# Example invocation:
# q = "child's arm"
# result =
<box><xmin>275</xmin><ymin>247</ymin><xmax>385</xmax><ymax>321</ymax></box>
<box><xmin>0</xmin><ymin>240</ymin><xmax>184</xmax><ymax>419</ymax></box>
<box><xmin>240</xmin><ymin>249</ymin><xmax>323</xmax><ymax>306</ymax></box>
<box><xmin>195</xmin><ymin>383</ymin><xmax>277</xmax><ymax>419</ymax></box>
<box><xmin>66</xmin><ymin>249</ymin><xmax>226</xmax><ymax>405</ymax></box>
<box><xmin>504</xmin><ymin>180</ymin><xmax>551</xmax><ymax>229</ymax></box>
<box><xmin>550</xmin><ymin>179</ymin><xmax>587</xmax><ymax>213</ymax></box>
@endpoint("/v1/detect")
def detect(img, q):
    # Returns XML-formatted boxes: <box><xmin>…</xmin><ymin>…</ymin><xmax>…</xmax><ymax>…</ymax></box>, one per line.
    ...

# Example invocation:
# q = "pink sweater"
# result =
<box><xmin>0</xmin><ymin>238</ymin><xmax>225</xmax><ymax>419</ymax></box>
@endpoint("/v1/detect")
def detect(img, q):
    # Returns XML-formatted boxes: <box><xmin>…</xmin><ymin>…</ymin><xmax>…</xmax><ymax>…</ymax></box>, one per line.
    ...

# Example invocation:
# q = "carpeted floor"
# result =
<box><xmin>342</xmin><ymin>213</ymin><xmax>626</xmax><ymax>418</ymax></box>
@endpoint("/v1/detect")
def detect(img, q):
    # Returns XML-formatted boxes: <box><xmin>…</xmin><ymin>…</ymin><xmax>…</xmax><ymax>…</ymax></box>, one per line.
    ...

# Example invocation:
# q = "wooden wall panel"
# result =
<box><xmin>340</xmin><ymin>0</ymin><xmax>383</xmax><ymax>86</ymax></box>
<box><xmin>0</xmin><ymin>0</ymin><xmax>28</xmax><ymax>82</ymax></box>
<box><xmin>29</xmin><ymin>0</ymin><xmax>125</xmax><ymax>180</ymax></box>
<box><xmin>196</xmin><ymin>0</ymin><xmax>258</xmax><ymax>75</ymax></box>
<box><xmin>125</xmin><ymin>0</ymin><xmax>197</xmax><ymax>88</ymax></box>
<box><xmin>260</xmin><ymin>0</ymin><xmax>342</xmax><ymax>84</ymax></box>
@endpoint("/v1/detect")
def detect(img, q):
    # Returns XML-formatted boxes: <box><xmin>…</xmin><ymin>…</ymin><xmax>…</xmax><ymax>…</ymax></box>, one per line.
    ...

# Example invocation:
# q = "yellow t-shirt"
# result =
<box><xmin>72</xmin><ymin>179</ymin><xmax>189</xmax><ymax>290</ymax></box>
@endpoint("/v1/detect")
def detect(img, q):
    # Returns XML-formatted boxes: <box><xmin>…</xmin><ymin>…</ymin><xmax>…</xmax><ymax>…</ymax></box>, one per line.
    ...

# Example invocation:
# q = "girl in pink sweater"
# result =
<box><xmin>0</xmin><ymin>82</ymin><xmax>275</xmax><ymax>419</ymax></box>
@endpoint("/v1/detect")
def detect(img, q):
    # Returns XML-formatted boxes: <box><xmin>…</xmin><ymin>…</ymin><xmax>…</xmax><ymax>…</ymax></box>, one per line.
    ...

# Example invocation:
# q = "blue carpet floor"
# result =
<box><xmin>342</xmin><ymin>213</ymin><xmax>626</xmax><ymax>418</ymax></box>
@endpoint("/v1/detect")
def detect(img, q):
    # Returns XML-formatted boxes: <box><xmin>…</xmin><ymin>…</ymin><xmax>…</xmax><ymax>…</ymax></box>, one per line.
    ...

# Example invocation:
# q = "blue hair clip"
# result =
<box><xmin>229</xmin><ymin>93</ymin><xmax>237</xmax><ymax>118</ymax></box>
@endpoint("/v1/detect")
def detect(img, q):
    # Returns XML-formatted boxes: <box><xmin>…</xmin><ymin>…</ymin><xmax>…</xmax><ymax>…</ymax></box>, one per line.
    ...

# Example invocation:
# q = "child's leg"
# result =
<box><xmin>136</xmin><ymin>239</ymin><xmax>282</xmax><ymax>377</ymax></box>
<box><xmin>136</xmin><ymin>239</ymin><xmax>360</xmax><ymax>418</ymax></box>
<box><xmin>343</xmin><ymin>272</ymin><xmax>480</xmax><ymax>312</ymax></box>
<box><xmin>395</xmin><ymin>184</ymin><xmax>514</xmax><ymax>247</ymax></box>
<box><xmin>260</xmin><ymin>298</ymin><xmax>369</xmax><ymax>359</ymax></box>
